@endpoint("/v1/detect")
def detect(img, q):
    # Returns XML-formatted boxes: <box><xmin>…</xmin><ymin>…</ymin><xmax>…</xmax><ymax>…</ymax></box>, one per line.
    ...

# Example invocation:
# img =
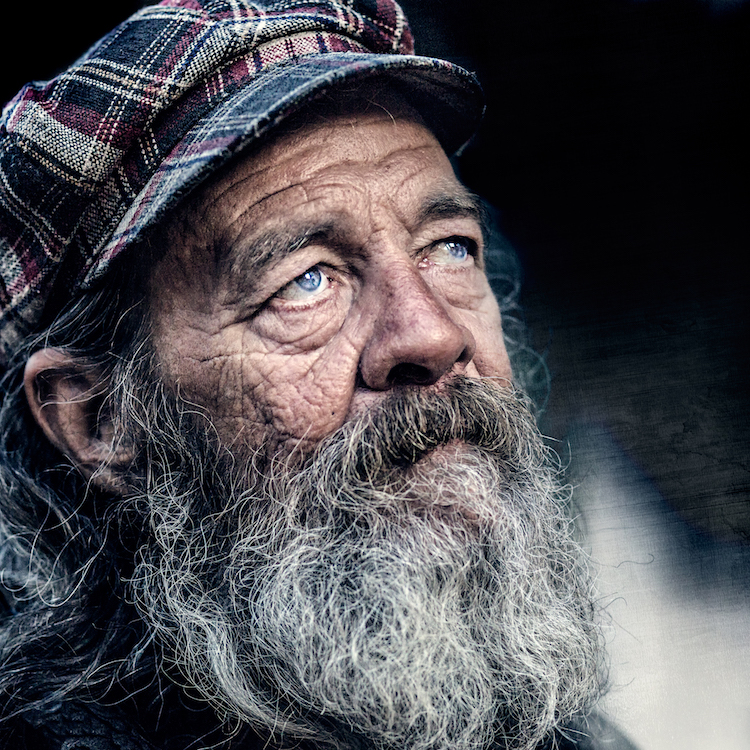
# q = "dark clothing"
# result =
<box><xmin>1</xmin><ymin>700</ymin><xmax>638</xmax><ymax>750</ymax></box>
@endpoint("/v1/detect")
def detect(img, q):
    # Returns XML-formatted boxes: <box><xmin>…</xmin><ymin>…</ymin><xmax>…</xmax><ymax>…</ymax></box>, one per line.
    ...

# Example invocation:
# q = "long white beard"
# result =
<box><xmin>127</xmin><ymin>379</ymin><xmax>602</xmax><ymax>750</ymax></box>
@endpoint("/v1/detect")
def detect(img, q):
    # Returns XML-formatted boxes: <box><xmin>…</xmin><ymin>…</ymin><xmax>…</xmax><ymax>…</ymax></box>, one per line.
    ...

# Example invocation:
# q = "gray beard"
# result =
<box><xmin>124</xmin><ymin>377</ymin><xmax>602</xmax><ymax>750</ymax></box>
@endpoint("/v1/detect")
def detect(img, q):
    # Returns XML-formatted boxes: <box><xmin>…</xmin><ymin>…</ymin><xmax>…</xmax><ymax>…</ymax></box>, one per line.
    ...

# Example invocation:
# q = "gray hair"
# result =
<box><xmin>0</xmin><ymin>220</ymin><xmax>558</xmax><ymax>740</ymax></box>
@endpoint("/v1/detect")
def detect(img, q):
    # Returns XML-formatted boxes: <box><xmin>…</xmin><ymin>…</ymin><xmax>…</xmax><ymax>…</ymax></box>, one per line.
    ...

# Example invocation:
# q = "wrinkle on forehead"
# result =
<box><xmin>164</xmin><ymin>120</ymin><xmax>457</xmax><ymax>282</ymax></box>
<box><xmin>161</xmin><ymin>107</ymin><xmax>438</xmax><ymax>260</ymax></box>
<box><xmin>216</xmin><ymin>177</ymin><xmax>482</xmax><ymax>307</ymax></box>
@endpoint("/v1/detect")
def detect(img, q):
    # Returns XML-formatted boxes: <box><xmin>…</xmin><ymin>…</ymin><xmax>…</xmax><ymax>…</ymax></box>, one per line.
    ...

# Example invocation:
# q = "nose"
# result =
<box><xmin>358</xmin><ymin>265</ymin><xmax>476</xmax><ymax>390</ymax></box>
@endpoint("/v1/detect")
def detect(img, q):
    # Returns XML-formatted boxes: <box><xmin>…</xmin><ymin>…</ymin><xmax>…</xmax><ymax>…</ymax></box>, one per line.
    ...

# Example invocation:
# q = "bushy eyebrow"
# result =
<box><xmin>417</xmin><ymin>188</ymin><xmax>487</xmax><ymax>236</ymax></box>
<box><xmin>219</xmin><ymin>186</ymin><xmax>487</xmax><ymax>293</ymax></box>
<box><xmin>219</xmin><ymin>223</ymin><xmax>337</xmax><ymax>299</ymax></box>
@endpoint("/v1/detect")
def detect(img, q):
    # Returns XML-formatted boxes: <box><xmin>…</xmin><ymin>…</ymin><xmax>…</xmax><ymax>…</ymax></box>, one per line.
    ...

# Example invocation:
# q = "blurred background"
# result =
<box><xmin>3</xmin><ymin>1</ymin><xmax>748</xmax><ymax>748</ymax></box>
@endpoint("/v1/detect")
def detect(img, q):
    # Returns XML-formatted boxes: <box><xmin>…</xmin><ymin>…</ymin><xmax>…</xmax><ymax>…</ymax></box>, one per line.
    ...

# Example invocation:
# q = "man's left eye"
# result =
<box><xmin>430</xmin><ymin>237</ymin><xmax>475</xmax><ymax>264</ymax></box>
<box><xmin>277</xmin><ymin>265</ymin><xmax>331</xmax><ymax>301</ymax></box>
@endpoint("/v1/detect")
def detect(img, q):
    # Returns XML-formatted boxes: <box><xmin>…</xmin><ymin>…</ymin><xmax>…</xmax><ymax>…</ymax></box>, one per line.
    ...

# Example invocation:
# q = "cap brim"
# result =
<box><xmin>86</xmin><ymin>52</ymin><xmax>483</xmax><ymax>286</ymax></box>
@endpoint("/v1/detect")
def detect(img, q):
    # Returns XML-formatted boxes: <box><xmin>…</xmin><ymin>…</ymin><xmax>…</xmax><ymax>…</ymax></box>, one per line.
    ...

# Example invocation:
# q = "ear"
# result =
<box><xmin>24</xmin><ymin>348</ymin><xmax>130</xmax><ymax>495</ymax></box>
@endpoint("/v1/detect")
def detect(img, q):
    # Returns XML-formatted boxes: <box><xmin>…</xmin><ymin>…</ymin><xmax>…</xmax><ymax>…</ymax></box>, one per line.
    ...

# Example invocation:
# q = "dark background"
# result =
<box><xmin>2</xmin><ymin>0</ymin><xmax>747</xmax><ymax>540</ymax></box>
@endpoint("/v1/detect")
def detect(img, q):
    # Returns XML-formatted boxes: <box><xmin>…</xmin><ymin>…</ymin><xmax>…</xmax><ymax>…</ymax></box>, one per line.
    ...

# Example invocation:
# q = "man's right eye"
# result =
<box><xmin>277</xmin><ymin>265</ymin><xmax>331</xmax><ymax>301</ymax></box>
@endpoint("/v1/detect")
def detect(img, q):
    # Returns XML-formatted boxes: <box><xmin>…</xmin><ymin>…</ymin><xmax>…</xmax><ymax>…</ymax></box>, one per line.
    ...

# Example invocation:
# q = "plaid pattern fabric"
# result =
<box><xmin>0</xmin><ymin>0</ymin><xmax>482</xmax><ymax>366</ymax></box>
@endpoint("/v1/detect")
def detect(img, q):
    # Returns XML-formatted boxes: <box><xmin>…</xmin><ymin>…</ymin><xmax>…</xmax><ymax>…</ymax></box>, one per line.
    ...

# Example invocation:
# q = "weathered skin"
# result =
<box><xmin>149</xmin><ymin>106</ymin><xmax>513</xmax><ymax>457</ymax></box>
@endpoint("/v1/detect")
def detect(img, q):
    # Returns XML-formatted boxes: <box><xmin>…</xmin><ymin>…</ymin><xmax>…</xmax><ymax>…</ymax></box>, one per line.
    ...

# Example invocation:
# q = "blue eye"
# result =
<box><xmin>431</xmin><ymin>237</ymin><xmax>474</xmax><ymax>265</ymax></box>
<box><xmin>296</xmin><ymin>267</ymin><xmax>324</xmax><ymax>292</ymax></box>
<box><xmin>445</xmin><ymin>239</ymin><xmax>469</xmax><ymax>261</ymax></box>
<box><xmin>278</xmin><ymin>265</ymin><xmax>330</xmax><ymax>301</ymax></box>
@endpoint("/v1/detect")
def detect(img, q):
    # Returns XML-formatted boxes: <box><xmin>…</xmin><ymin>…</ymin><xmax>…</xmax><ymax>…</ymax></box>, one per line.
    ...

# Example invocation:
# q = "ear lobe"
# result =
<box><xmin>24</xmin><ymin>348</ymin><xmax>130</xmax><ymax>495</ymax></box>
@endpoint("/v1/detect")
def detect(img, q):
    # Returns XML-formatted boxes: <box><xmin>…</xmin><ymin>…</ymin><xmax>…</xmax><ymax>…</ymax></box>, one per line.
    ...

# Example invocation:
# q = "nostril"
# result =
<box><xmin>387</xmin><ymin>362</ymin><xmax>434</xmax><ymax>387</ymax></box>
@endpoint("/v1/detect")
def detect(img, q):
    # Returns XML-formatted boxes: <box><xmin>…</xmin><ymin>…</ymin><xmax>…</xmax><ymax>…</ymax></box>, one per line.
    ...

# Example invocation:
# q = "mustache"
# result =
<box><xmin>258</xmin><ymin>377</ymin><xmax>550</xmax><ymax>529</ymax></box>
<box><xmin>294</xmin><ymin>376</ymin><xmax>542</xmax><ymax>476</ymax></box>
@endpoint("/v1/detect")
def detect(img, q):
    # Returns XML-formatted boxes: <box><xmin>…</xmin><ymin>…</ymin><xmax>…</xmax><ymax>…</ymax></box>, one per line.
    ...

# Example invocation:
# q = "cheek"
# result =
<box><xmin>471</xmin><ymin>322</ymin><xmax>513</xmax><ymax>382</ymax></box>
<box><xmin>243</xmin><ymin>345</ymin><xmax>358</xmax><ymax>447</ymax></box>
<box><xmin>426</xmin><ymin>269</ymin><xmax>511</xmax><ymax>382</ymax></box>
<box><xmin>155</xmin><ymin>286</ymin><xmax>361</xmax><ymax>452</ymax></box>
<box><xmin>171</xmin><ymin>328</ymin><xmax>361</xmax><ymax>453</ymax></box>
<box><xmin>454</xmin><ymin>297</ymin><xmax>512</xmax><ymax>382</ymax></box>
<box><xmin>241</xmin><ymin>298</ymin><xmax>359</xmax><ymax>449</ymax></box>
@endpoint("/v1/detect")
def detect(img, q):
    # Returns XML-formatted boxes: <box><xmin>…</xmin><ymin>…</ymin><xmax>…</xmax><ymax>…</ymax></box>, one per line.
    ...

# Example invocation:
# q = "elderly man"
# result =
<box><xmin>0</xmin><ymin>1</ymin><xmax>633</xmax><ymax>749</ymax></box>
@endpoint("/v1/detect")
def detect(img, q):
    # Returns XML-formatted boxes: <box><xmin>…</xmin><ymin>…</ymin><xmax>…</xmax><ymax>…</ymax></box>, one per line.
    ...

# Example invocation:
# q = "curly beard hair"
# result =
<box><xmin>122</xmin><ymin>374</ymin><xmax>603</xmax><ymax>750</ymax></box>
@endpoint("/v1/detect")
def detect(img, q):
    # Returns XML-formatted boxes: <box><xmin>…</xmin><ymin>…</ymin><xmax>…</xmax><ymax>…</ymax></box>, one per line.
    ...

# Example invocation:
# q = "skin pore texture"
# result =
<box><xmin>148</xmin><ymin>99</ymin><xmax>513</xmax><ymax>458</ymax></box>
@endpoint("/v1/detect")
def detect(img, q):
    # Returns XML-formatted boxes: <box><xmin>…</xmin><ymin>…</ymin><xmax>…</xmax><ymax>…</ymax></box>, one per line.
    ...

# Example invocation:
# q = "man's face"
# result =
<box><xmin>149</xmin><ymin>103</ymin><xmax>512</xmax><ymax>456</ymax></box>
<box><xmin>122</xmin><ymin>98</ymin><xmax>599</xmax><ymax>750</ymax></box>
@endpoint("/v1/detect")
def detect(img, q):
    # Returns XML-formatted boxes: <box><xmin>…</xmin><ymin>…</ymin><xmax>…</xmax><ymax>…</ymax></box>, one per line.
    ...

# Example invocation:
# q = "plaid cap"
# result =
<box><xmin>0</xmin><ymin>0</ymin><xmax>484</xmax><ymax>367</ymax></box>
